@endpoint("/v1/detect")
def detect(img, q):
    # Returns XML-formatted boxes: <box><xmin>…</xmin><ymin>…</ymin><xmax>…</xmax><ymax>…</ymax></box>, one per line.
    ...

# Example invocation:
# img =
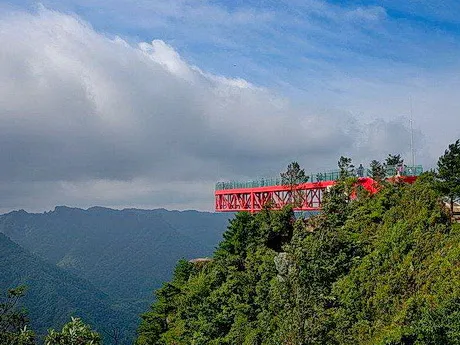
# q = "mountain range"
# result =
<box><xmin>0</xmin><ymin>206</ymin><xmax>231</xmax><ymax>343</ymax></box>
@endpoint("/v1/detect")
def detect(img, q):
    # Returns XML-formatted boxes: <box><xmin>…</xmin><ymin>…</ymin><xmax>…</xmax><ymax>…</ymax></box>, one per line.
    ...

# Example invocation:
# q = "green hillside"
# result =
<box><xmin>0</xmin><ymin>207</ymin><xmax>230</xmax><ymax>343</ymax></box>
<box><xmin>137</xmin><ymin>173</ymin><xmax>460</xmax><ymax>345</ymax></box>
<box><xmin>0</xmin><ymin>232</ymin><xmax>133</xmax><ymax>343</ymax></box>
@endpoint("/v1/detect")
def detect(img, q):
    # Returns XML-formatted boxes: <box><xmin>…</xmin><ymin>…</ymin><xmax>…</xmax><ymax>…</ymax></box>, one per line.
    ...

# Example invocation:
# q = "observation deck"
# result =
<box><xmin>215</xmin><ymin>165</ymin><xmax>423</xmax><ymax>213</ymax></box>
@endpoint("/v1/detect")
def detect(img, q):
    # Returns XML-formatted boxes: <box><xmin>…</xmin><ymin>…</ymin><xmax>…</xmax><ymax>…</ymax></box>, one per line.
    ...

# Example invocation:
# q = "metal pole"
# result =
<box><xmin>410</xmin><ymin>97</ymin><xmax>415</xmax><ymax>167</ymax></box>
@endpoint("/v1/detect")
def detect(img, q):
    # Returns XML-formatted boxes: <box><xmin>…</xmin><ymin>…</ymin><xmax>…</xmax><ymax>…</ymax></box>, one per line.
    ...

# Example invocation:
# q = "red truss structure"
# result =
<box><xmin>215</xmin><ymin>175</ymin><xmax>419</xmax><ymax>213</ymax></box>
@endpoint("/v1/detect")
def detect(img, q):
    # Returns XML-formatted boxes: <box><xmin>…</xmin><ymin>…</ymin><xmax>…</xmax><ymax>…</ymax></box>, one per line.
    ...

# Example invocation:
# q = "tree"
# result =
<box><xmin>0</xmin><ymin>286</ymin><xmax>35</xmax><ymax>345</ymax></box>
<box><xmin>369</xmin><ymin>160</ymin><xmax>386</xmax><ymax>182</ymax></box>
<box><xmin>338</xmin><ymin>156</ymin><xmax>354</xmax><ymax>178</ymax></box>
<box><xmin>315</xmin><ymin>173</ymin><xmax>324</xmax><ymax>182</ymax></box>
<box><xmin>337</xmin><ymin>156</ymin><xmax>358</xmax><ymax>202</ymax></box>
<box><xmin>385</xmin><ymin>154</ymin><xmax>403</xmax><ymax>167</ymax></box>
<box><xmin>45</xmin><ymin>317</ymin><xmax>101</xmax><ymax>345</ymax></box>
<box><xmin>437</xmin><ymin>139</ymin><xmax>460</xmax><ymax>215</ymax></box>
<box><xmin>136</xmin><ymin>159</ymin><xmax>460</xmax><ymax>345</ymax></box>
<box><xmin>280</xmin><ymin>161</ymin><xmax>308</xmax><ymax>186</ymax></box>
<box><xmin>281</xmin><ymin>162</ymin><xmax>308</xmax><ymax>207</ymax></box>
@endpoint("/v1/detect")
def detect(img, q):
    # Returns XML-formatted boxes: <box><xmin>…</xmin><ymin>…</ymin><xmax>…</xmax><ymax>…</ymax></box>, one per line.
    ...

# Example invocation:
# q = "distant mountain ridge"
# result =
<box><xmin>0</xmin><ymin>206</ymin><xmax>231</xmax><ymax>343</ymax></box>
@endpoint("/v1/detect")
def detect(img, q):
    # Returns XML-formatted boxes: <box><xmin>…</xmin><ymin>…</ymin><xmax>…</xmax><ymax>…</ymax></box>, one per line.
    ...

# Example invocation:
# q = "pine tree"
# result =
<box><xmin>338</xmin><ymin>156</ymin><xmax>354</xmax><ymax>178</ymax></box>
<box><xmin>281</xmin><ymin>162</ymin><xmax>308</xmax><ymax>207</ymax></box>
<box><xmin>437</xmin><ymin>139</ymin><xmax>460</xmax><ymax>215</ymax></box>
<box><xmin>370</xmin><ymin>160</ymin><xmax>386</xmax><ymax>181</ymax></box>
<box><xmin>385</xmin><ymin>154</ymin><xmax>403</xmax><ymax>166</ymax></box>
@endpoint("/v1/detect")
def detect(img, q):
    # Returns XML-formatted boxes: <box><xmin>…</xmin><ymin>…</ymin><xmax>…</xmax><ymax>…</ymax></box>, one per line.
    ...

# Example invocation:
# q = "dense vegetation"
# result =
<box><xmin>3</xmin><ymin>141</ymin><xmax>460</xmax><ymax>344</ymax></box>
<box><xmin>0</xmin><ymin>232</ymin><xmax>132</xmax><ymax>343</ymax></box>
<box><xmin>2</xmin><ymin>290</ymin><xmax>101</xmax><ymax>345</ymax></box>
<box><xmin>0</xmin><ymin>208</ymin><xmax>230</xmax><ymax>344</ymax></box>
<box><xmin>137</xmin><ymin>166</ymin><xmax>460</xmax><ymax>344</ymax></box>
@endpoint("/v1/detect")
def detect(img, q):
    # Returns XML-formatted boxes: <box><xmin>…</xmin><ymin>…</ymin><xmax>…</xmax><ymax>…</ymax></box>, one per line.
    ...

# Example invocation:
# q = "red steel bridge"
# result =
<box><xmin>215</xmin><ymin>165</ymin><xmax>423</xmax><ymax>213</ymax></box>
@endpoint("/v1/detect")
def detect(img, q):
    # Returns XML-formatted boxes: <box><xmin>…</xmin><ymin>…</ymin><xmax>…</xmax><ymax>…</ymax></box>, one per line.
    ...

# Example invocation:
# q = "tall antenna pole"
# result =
<box><xmin>410</xmin><ymin>96</ymin><xmax>415</xmax><ymax>167</ymax></box>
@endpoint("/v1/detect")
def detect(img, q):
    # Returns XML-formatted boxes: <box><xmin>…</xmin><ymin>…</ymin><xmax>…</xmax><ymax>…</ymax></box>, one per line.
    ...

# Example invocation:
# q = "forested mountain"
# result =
<box><xmin>0</xmin><ymin>207</ymin><xmax>230</xmax><ymax>343</ymax></box>
<box><xmin>0</xmin><ymin>232</ymin><xmax>133</xmax><ymax>342</ymax></box>
<box><xmin>4</xmin><ymin>143</ymin><xmax>460</xmax><ymax>344</ymax></box>
<box><xmin>137</xmin><ymin>174</ymin><xmax>460</xmax><ymax>345</ymax></box>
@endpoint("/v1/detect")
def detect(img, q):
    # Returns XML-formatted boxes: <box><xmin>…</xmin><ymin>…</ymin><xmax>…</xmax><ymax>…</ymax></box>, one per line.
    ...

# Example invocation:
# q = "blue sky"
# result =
<box><xmin>0</xmin><ymin>1</ymin><xmax>459</xmax><ymax>211</ymax></box>
<box><xmin>7</xmin><ymin>0</ymin><xmax>460</xmax><ymax>87</ymax></box>
<box><xmin>6</xmin><ymin>1</ymin><xmax>458</xmax><ymax>116</ymax></box>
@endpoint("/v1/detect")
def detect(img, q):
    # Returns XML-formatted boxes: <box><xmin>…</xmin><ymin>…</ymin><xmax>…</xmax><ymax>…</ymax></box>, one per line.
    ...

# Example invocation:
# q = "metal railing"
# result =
<box><xmin>215</xmin><ymin>165</ymin><xmax>424</xmax><ymax>190</ymax></box>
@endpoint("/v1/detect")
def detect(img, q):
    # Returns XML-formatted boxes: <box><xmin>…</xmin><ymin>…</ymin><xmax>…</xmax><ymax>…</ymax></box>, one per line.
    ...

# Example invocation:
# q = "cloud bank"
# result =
<box><xmin>0</xmin><ymin>9</ymin><xmax>428</xmax><ymax>212</ymax></box>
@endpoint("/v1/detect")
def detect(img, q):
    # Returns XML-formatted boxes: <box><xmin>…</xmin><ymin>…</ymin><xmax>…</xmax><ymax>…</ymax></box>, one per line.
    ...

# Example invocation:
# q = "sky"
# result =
<box><xmin>0</xmin><ymin>0</ymin><xmax>459</xmax><ymax>213</ymax></box>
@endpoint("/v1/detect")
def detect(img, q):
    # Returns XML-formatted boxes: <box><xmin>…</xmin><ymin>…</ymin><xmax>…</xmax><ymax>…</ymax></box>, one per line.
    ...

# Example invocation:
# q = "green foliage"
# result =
<box><xmin>0</xmin><ymin>208</ymin><xmax>230</xmax><ymax>343</ymax></box>
<box><xmin>281</xmin><ymin>162</ymin><xmax>308</xmax><ymax>207</ymax></box>
<box><xmin>0</xmin><ymin>286</ymin><xmax>35</xmax><ymax>345</ymax></box>
<box><xmin>338</xmin><ymin>156</ymin><xmax>355</xmax><ymax>178</ymax></box>
<box><xmin>280</xmin><ymin>161</ymin><xmax>308</xmax><ymax>186</ymax></box>
<box><xmin>437</xmin><ymin>139</ymin><xmax>460</xmax><ymax>214</ymax></box>
<box><xmin>370</xmin><ymin>159</ymin><xmax>386</xmax><ymax>182</ymax></box>
<box><xmin>45</xmin><ymin>317</ymin><xmax>101</xmax><ymax>345</ymax></box>
<box><xmin>332</xmin><ymin>173</ymin><xmax>453</xmax><ymax>345</ymax></box>
<box><xmin>137</xmin><ymin>162</ymin><xmax>460</xmax><ymax>345</ymax></box>
<box><xmin>136</xmin><ymin>207</ymin><xmax>295</xmax><ymax>345</ymax></box>
<box><xmin>0</xmin><ymin>232</ymin><xmax>131</xmax><ymax>344</ymax></box>
<box><xmin>385</xmin><ymin>154</ymin><xmax>403</xmax><ymax>166</ymax></box>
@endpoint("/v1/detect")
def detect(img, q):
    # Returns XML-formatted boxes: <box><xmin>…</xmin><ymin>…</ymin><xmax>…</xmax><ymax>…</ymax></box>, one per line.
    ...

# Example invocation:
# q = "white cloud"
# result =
<box><xmin>345</xmin><ymin>6</ymin><xmax>387</xmax><ymax>22</ymax></box>
<box><xmin>0</xmin><ymin>8</ymin><xmax>444</xmax><ymax>212</ymax></box>
<box><xmin>139</xmin><ymin>40</ymin><xmax>196</xmax><ymax>81</ymax></box>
